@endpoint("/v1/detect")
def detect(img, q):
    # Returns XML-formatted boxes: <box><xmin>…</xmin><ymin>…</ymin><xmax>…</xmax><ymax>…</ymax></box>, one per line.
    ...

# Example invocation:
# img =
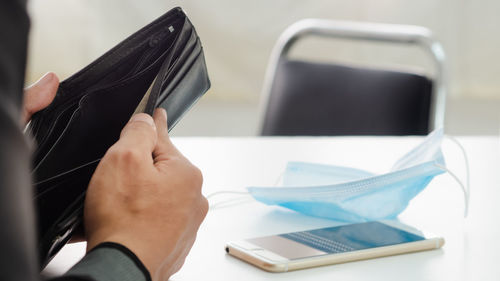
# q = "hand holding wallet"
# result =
<box><xmin>26</xmin><ymin>7</ymin><xmax>210</xmax><ymax>267</ymax></box>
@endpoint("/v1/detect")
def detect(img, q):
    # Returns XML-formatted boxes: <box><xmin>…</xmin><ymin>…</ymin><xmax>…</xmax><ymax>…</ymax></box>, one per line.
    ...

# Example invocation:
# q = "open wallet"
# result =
<box><xmin>26</xmin><ymin>7</ymin><xmax>210</xmax><ymax>267</ymax></box>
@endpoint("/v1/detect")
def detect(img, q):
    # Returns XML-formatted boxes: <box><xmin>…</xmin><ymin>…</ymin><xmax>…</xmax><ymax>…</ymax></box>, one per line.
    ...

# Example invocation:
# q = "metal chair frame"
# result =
<box><xmin>258</xmin><ymin>19</ymin><xmax>447</xmax><ymax>134</ymax></box>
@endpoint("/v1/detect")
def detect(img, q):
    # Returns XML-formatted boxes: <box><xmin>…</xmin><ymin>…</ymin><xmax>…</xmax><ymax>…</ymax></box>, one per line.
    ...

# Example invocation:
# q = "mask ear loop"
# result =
<box><xmin>435</xmin><ymin>135</ymin><xmax>471</xmax><ymax>217</ymax></box>
<box><xmin>205</xmin><ymin>171</ymin><xmax>285</xmax><ymax>210</ymax></box>
<box><xmin>206</xmin><ymin>191</ymin><xmax>250</xmax><ymax>199</ymax></box>
<box><xmin>206</xmin><ymin>191</ymin><xmax>251</xmax><ymax>210</ymax></box>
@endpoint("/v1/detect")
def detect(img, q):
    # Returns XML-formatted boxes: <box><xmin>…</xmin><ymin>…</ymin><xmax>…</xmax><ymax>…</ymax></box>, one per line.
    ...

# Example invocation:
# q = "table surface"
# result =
<box><xmin>45</xmin><ymin>136</ymin><xmax>500</xmax><ymax>281</ymax></box>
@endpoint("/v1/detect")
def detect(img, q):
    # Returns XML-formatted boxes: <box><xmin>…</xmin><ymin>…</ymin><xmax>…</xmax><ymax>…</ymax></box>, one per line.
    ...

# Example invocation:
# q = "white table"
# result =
<box><xmin>46</xmin><ymin>136</ymin><xmax>500</xmax><ymax>281</ymax></box>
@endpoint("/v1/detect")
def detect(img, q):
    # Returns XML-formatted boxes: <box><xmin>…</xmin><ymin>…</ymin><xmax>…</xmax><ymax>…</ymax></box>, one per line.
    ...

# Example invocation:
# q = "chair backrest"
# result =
<box><xmin>262</xmin><ymin>60</ymin><xmax>433</xmax><ymax>135</ymax></box>
<box><xmin>259</xmin><ymin>19</ymin><xmax>446</xmax><ymax>136</ymax></box>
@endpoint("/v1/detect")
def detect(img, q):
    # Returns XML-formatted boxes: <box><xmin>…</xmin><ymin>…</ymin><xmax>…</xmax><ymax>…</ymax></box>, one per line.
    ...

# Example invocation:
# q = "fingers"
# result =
<box><xmin>114</xmin><ymin>113</ymin><xmax>158</xmax><ymax>161</ymax></box>
<box><xmin>152</xmin><ymin>108</ymin><xmax>181</xmax><ymax>161</ymax></box>
<box><xmin>22</xmin><ymin>72</ymin><xmax>59</xmax><ymax>124</ymax></box>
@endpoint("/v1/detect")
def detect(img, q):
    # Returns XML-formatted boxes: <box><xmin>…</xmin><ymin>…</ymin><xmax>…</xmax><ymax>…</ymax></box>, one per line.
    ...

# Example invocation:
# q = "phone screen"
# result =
<box><xmin>246</xmin><ymin>221</ymin><xmax>425</xmax><ymax>260</ymax></box>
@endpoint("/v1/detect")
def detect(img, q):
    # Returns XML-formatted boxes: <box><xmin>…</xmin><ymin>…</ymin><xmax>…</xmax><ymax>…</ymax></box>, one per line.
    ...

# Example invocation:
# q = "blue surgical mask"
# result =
<box><xmin>247</xmin><ymin>129</ymin><xmax>469</xmax><ymax>222</ymax></box>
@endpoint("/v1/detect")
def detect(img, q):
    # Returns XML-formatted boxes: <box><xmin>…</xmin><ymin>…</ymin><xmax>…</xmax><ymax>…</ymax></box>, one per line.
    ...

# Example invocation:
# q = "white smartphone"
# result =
<box><xmin>225</xmin><ymin>221</ymin><xmax>444</xmax><ymax>272</ymax></box>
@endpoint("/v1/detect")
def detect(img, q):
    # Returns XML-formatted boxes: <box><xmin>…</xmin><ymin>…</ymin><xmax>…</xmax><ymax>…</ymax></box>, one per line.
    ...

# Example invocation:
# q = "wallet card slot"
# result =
<box><xmin>156</xmin><ymin>30</ymin><xmax>202</xmax><ymax>105</ymax></box>
<box><xmin>158</xmin><ymin>47</ymin><xmax>202</xmax><ymax>108</ymax></box>
<box><xmin>143</xmin><ymin>20</ymin><xmax>194</xmax><ymax>114</ymax></box>
<box><xmin>159</xmin><ymin>28</ymin><xmax>196</xmax><ymax>90</ymax></box>
<box><xmin>160</xmin><ymin>50</ymin><xmax>210</xmax><ymax>130</ymax></box>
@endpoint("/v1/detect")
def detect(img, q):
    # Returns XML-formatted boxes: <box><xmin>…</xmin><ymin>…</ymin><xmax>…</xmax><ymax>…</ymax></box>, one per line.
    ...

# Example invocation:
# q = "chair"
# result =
<box><xmin>259</xmin><ymin>19</ymin><xmax>446</xmax><ymax>136</ymax></box>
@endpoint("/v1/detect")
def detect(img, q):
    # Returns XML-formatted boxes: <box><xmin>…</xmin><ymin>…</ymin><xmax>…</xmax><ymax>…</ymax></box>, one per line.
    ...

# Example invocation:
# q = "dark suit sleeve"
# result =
<box><xmin>46</xmin><ymin>244</ymin><xmax>151</xmax><ymax>281</ymax></box>
<box><xmin>0</xmin><ymin>1</ymin><xmax>150</xmax><ymax>281</ymax></box>
<box><xmin>61</xmin><ymin>243</ymin><xmax>151</xmax><ymax>281</ymax></box>
<box><xmin>0</xmin><ymin>0</ymin><xmax>40</xmax><ymax>281</ymax></box>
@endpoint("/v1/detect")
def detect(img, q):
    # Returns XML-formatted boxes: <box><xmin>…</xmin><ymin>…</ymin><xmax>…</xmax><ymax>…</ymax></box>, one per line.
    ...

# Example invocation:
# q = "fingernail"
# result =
<box><xmin>38</xmin><ymin>72</ymin><xmax>54</xmax><ymax>86</ymax></box>
<box><xmin>130</xmin><ymin>114</ymin><xmax>156</xmax><ymax>130</ymax></box>
<box><xmin>161</xmin><ymin>108</ymin><xmax>167</xmax><ymax>120</ymax></box>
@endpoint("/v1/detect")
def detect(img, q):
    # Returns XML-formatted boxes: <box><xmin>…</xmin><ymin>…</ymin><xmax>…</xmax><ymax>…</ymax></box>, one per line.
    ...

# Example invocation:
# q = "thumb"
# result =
<box><xmin>23</xmin><ymin>72</ymin><xmax>59</xmax><ymax>123</ymax></box>
<box><xmin>152</xmin><ymin>108</ymin><xmax>181</xmax><ymax>163</ymax></box>
<box><xmin>115</xmin><ymin>113</ymin><xmax>158</xmax><ymax>161</ymax></box>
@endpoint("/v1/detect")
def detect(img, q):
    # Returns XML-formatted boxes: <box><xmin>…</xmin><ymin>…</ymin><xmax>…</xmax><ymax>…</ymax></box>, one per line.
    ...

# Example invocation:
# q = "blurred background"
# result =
<box><xmin>26</xmin><ymin>0</ymin><xmax>500</xmax><ymax>136</ymax></box>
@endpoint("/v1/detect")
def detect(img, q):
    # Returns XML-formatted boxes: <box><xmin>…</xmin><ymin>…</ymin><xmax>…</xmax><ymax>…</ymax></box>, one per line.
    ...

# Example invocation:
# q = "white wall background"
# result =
<box><xmin>26</xmin><ymin>0</ymin><xmax>500</xmax><ymax>135</ymax></box>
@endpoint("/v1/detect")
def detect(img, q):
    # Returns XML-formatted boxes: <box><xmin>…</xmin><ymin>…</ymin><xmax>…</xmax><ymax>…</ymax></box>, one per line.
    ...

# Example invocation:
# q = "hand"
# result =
<box><xmin>22</xmin><ymin>72</ymin><xmax>59</xmax><ymax>124</ymax></box>
<box><xmin>84</xmin><ymin>109</ymin><xmax>208</xmax><ymax>280</ymax></box>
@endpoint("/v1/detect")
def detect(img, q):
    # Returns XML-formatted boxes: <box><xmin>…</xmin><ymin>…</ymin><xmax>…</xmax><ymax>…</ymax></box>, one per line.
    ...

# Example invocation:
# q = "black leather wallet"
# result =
<box><xmin>27</xmin><ymin>7</ymin><xmax>210</xmax><ymax>267</ymax></box>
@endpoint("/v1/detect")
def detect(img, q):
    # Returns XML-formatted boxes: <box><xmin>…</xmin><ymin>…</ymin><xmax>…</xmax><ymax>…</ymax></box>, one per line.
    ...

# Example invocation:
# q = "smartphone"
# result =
<box><xmin>225</xmin><ymin>221</ymin><xmax>444</xmax><ymax>272</ymax></box>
